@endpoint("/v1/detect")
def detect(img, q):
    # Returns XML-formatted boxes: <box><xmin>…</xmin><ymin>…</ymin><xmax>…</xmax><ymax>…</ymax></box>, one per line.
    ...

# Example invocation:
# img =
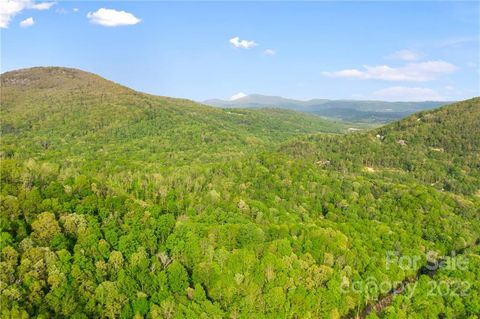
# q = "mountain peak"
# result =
<box><xmin>1</xmin><ymin>66</ymin><xmax>127</xmax><ymax>92</ymax></box>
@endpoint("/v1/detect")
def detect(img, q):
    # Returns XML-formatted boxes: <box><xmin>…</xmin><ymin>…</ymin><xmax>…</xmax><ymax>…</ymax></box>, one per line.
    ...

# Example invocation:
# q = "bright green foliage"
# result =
<box><xmin>281</xmin><ymin>98</ymin><xmax>480</xmax><ymax>195</ymax></box>
<box><xmin>167</xmin><ymin>261</ymin><xmax>189</xmax><ymax>294</ymax></box>
<box><xmin>0</xmin><ymin>67</ymin><xmax>479</xmax><ymax>318</ymax></box>
<box><xmin>379</xmin><ymin>246</ymin><xmax>480</xmax><ymax>318</ymax></box>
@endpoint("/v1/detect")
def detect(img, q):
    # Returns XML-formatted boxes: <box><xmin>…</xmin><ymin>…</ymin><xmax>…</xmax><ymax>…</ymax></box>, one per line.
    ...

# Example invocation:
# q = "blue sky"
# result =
<box><xmin>1</xmin><ymin>1</ymin><xmax>479</xmax><ymax>101</ymax></box>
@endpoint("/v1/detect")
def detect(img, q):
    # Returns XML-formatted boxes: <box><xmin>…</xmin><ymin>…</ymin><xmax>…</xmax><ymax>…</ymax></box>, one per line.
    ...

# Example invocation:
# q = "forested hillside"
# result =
<box><xmin>1</xmin><ymin>67</ymin><xmax>349</xmax><ymax>168</ymax></box>
<box><xmin>1</xmin><ymin>67</ymin><xmax>479</xmax><ymax>319</ymax></box>
<box><xmin>281</xmin><ymin>98</ymin><xmax>480</xmax><ymax>195</ymax></box>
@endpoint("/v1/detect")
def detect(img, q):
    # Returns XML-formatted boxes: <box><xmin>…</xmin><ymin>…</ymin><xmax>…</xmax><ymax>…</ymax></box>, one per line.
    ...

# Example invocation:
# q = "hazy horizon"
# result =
<box><xmin>0</xmin><ymin>65</ymin><xmax>466</xmax><ymax>104</ymax></box>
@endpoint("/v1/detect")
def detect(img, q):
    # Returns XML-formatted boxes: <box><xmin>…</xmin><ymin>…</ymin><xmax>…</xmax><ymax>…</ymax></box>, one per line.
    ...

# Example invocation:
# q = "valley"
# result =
<box><xmin>204</xmin><ymin>95</ymin><xmax>451</xmax><ymax>125</ymax></box>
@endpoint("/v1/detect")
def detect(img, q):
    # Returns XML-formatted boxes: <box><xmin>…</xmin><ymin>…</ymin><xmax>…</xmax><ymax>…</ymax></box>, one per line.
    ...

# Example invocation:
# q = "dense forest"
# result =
<box><xmin>1</xmin><ymin>67</ymin><xmax>479</xmax><ymax>318</ymax></box>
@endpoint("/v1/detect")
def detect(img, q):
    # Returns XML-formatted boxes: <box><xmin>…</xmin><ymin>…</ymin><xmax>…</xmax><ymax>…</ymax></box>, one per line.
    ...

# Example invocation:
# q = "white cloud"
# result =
<box><xmin>323</xmin><ymin>60</ymin><xmax>456</xmax><ymax>82</ymax></box>
<box><xmin>0</xmin><ymin>0</ymin><xmax>55</xmax><ymax>28</ymax></box>
<box><xmin>56</xmin><ymin>7</ymin><xmax>78</xmax><ymax>14</ymax></box>
<box><xmin>230</xmin><ymin>92</ymin><xmax>248</xmax><ymax>100</ymax></box>
<box><xmin>264</xmin><ymin>49</ymin><xmax>276</xmax><ymax>56</ymax></box>
<box><xmin>19</xmin><ymin>16</ymin><xmax>33</xmax><ymax>27</ymax></box>
<box><xmin>229</xmin><ymin>36</ymin><xmax>257</xmax><ymax>49</ymax></box>
<box><xmin>30</xmin><ymin>1</ymin><xmax>54</xmax><ymax>10</ymax></box>
<box><xmin>0</xmin><ymin>1</ymin><xmax>25</xmax><ymax>28</ymax></box>
<box><xmin>389</xmin><ymin>49</ymin><xmax>422</xmax><ymax>61</ymax></box>
<box><xmin>373</xmin><ymin>86</ymin><xmax>444</xmax><ymax>101</ymax></box>
<box><xmin>87</xmin><ymin>8</ymin><xmax>141</xmax><ymax>27</ymax></box>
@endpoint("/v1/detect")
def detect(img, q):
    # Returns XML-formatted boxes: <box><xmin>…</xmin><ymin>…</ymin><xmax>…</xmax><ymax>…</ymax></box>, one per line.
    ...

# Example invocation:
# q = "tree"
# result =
<box><xmin>167</xmin><ymin>261</ymin><xmax>189</xmax><ymax>294</ymax></box>
<box><xmin>31</xmin><ymin>212</ymin><xmax>61</xmax><ymax>246</ymax></box>
<box><xmin>94</xmin><ymin>281</ymin><xmax>127</xmax><ymax>319</ymax></box>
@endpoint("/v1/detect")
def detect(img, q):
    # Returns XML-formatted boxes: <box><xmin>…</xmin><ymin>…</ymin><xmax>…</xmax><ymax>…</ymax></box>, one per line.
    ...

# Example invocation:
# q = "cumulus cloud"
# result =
<box><xmin>230</xmin><ymin>92</ymin><xmax>248</xmax><ymax>100</ymax></box>
<box><xmin>0</xmin><ymin>1</ymin><xmax>25</xmax><ymax>28</ymax></box>
<box><xmin>229</xmin><ymin>36</ymin><xmax>257</xmax><ymax>49</ymax></box>
<box><xmin>389</xmin><ymin>49</ymin><xmax>422</xmax><ymax>61</ymax></box>
<box><xmin>19</xmin><ymin>16</ymin><xmax>33</xmax><ymax>27</ymax></box>
<box><xmin>29</xmin><ymin>1</ymin><xmax>54</xmax><ymax>10</ymax></box>
<box><xmin>0</xmin><ymin>0</ymin><xmax>55</xmax><ymax>28</ymax></box>
<box><xmin>323</xmin><ymin>61</ymin><xmax>456</xmax><ymax>82</ymax></box>
<box><xmin>87</xmin><ymin>8</ymin><xmax>141</xmax><ymax>27</ymax></box>
<box><xmin>373</xmin><ymin>86</ymin><xmax>444</xmax><ymax>101</ymax></box>
<box><xmin>263</xmin><ymin>49</ymin><xmax>276</xmax><ymax>56</ymax></box>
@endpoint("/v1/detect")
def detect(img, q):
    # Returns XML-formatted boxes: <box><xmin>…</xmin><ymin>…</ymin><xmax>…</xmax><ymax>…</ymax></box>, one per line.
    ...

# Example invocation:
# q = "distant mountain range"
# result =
<box><xmin>203</xmin><ymin>94</ymin><xmax>452</xmax><ymax>123</ymax></box>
